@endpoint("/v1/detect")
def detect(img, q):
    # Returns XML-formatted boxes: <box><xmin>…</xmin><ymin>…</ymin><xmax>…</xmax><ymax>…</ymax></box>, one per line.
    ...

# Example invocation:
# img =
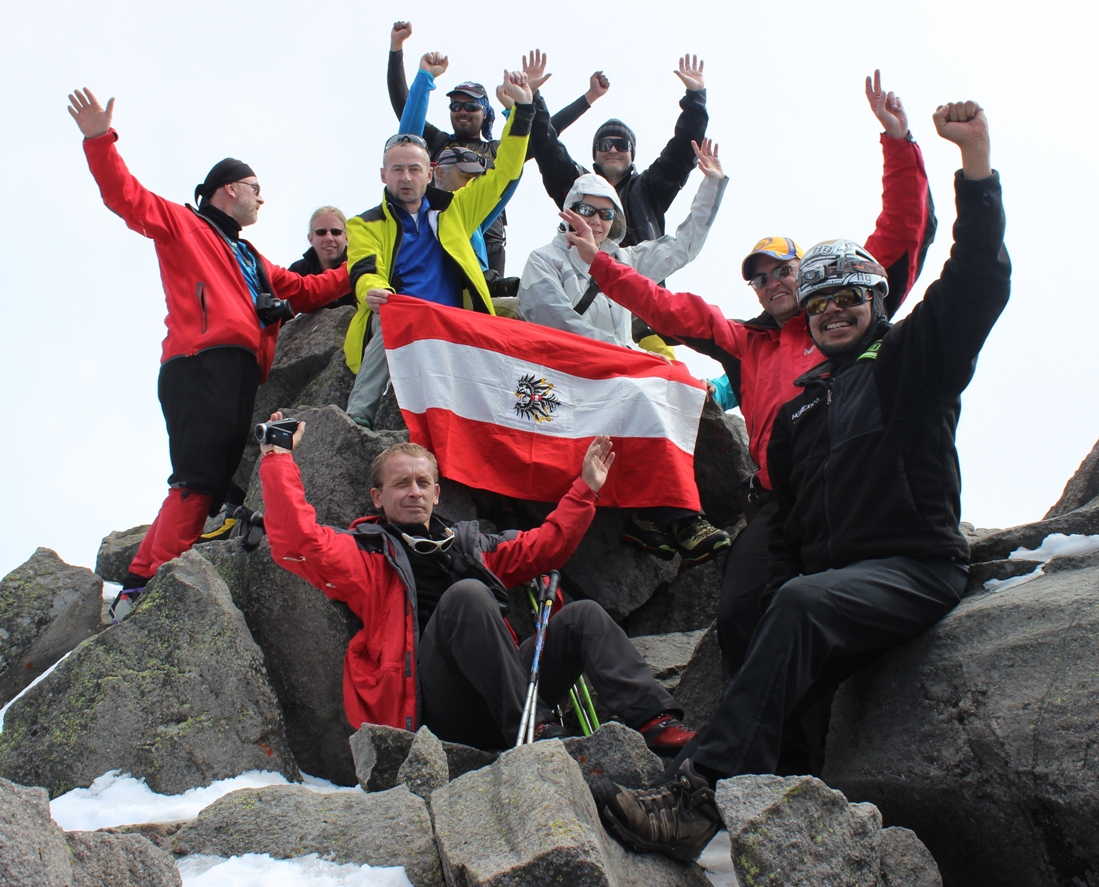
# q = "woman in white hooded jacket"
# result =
<box><xmin>518</xmin><ymin>139</ymin><xmax>726</xmax><ymax>350</ymax></box>
<box><xmin>517</xmin><ymin>139</ymin><xmax>731</xmax><ymax>567</ymax></box>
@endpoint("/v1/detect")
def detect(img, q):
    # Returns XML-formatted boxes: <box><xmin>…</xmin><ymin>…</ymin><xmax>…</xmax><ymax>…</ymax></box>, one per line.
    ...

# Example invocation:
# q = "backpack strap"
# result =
<box><xmin>574</xmin><ymin>278</ymin><xmax>601</xmax><ymax>316</ymax></box>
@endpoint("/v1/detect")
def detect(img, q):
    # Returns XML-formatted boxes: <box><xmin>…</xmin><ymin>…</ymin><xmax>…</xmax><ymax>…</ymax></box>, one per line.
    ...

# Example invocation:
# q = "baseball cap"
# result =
<box><xmin>741</xmin><ymin>236</ymin><xmax>805</xmax><ymax>280</ymax></box>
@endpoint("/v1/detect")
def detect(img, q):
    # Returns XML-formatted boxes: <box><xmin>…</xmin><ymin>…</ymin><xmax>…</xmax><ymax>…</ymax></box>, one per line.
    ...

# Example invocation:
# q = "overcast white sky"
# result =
<box><xmin>2</xmin><ymin>0</ymin><xmax>1096</xmax><ymax>579</ymax></box>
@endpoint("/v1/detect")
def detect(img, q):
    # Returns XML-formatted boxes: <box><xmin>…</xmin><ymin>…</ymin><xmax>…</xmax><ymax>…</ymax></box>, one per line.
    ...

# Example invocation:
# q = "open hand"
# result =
<box><xmin>674</xmin><ymin>54</ymin><xmax>705</xmax><ymax>91</ymax></box>
<box><xmin>523</xmin><ymin>49</ymin><xmax>552</xmax><ymax>92</ymax></box>
<box><xmin>865</xmin><ymin>70</ymin><xmax>908</xmax><ymax>139</ymax></box>
<box><xmin>391</xmin><ymin>21</ymin><xmax>412</xmax><ymax>50</ymax></box>
<box><xmin>581</xmin><ymin>435</ymin><xmax>615</xmax><ymax>492</ymax></box>
<box><xmin>560</xmin><ymin>209</ymin><xmax>600</xmax><ymax>265</ymax></box>
<box><xmin>67</xmin><ymin>88</ymin><xmax>114</xmax><ymax>139</ymax></box>
<box><xmin>420</xmin><ymin>52</ymin><xmax>448</xmax><ymax>78</ymax></box>
<box><xmin>692</xmin><ymin>139</ymin><xmax>723</xmax><ymax>178</ymax></box>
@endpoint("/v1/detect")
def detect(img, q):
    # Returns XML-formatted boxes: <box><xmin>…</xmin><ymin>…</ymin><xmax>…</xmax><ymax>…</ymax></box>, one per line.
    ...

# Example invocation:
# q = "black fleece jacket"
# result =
<box><xmin>765</xmin><ymin>171</ymin><xmax>1011</xmax><ymax>596</ymax></box>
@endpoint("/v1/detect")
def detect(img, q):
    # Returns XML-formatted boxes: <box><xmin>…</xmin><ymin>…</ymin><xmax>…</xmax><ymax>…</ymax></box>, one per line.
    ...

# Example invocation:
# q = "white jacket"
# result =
<box><xmin>518</xmin><ymin>171</ymin><xmax>727</xmax><ymax>348</ymax></box>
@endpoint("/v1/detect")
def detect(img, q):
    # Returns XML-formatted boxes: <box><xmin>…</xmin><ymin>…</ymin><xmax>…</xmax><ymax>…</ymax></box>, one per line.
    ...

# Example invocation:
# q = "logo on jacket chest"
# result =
<box><xmin>790</xmin><ymin>397</ymin><xmax>821</xmax><ymax>423</ymax></box>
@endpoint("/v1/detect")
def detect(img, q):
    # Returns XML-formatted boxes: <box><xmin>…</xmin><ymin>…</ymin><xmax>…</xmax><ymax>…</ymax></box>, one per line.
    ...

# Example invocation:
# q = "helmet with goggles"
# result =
<box><xmin>796</xmin><ymin>240</ymin><xmax>889</xmax><ymax>309</ymax></box>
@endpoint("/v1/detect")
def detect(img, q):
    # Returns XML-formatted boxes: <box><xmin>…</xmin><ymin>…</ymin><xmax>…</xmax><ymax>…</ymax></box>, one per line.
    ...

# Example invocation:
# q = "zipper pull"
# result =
<box><xmin>827</xmin><ymin>388</ymin><xmax>832</xmax><ymax>405</ymax></box>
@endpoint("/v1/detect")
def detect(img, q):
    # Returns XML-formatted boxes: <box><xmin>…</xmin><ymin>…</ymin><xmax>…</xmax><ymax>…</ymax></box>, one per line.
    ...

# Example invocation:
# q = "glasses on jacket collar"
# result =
<box><xmin>571</xmin><ymin>202</ymin><xmax>617</xmax><ymax>222</ymax></box>
<box><xmin>384</xmin><ymin>133</ymin><xmax>430</xmax><ymax>152</ymax></box>
<box><xmin>449</xmin><ymin>101</ymin><xmax>482</xmax><ymax>114</ymax></box>
<box><xmin>312</xmin><ymin>228</ymin><xmax>344</xmax><ymax>237</ymax></box>
<box><xmin>595</xmin><ymin>137</ymin><xmax>631</xmax><ymax>153</ymax></box>
<box><xmin>400</xmin><ymin>526</ymin><xmax>456</xmax><ymax>554</ymax></box>
<box><xmin>802</xmin><ymin>286</ymin><xmax>872</xmax><ymax>316</ymax></box>
<box><xmin>748</xmin><ymin>262</ymin><xmax>797</xmax><ymax>291</ymax></box>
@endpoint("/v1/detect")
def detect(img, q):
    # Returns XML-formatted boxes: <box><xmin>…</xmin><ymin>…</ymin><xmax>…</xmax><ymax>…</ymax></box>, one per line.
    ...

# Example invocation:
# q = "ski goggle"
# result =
<box><xmin>595</xmin><ymin>137</ymin><xmax>631</xmax><ymax>153</ymax></box>
<box><xmin>803</xmin><ymin>286</ymin><xmax>871</xmax><ymax>316</ymax></box>
<box><xmin>400</xmin><ymin>527</ymin><xmax>456</xmax><ymax>554</ymax></box>
<box><xmin>449</xmin><ymin>101</ymin><xmax>482</xmax><ymax>113</ymax></box>
<box><xmin>572</xmin><ymin>202</ymin><xmax>617</xmax><ymax>221</ymax></box>
<box><xmin>748</xmin><ymin>262</ymin><xmax>798</xmax><ymax>291</ymax></box>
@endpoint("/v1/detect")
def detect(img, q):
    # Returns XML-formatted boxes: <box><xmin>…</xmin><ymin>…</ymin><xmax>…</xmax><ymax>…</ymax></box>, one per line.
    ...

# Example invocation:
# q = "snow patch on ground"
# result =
<box><xmin>984</xmin><ymin>533</ymin><xmax>1099</xmax><ymax>592</ymax></box>
<box><xmin>177</xmin><ymin>853</ymin><xmax>413</xmax><ymax>887</ymax></box>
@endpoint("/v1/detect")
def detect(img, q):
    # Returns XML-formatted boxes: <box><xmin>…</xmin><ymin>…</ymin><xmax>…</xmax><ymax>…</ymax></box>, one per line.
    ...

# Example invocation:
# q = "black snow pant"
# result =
<box><xmin>417</xmin><ymin>579</ymin><xmax>678</xmax><ymax>750</ymax></box>
<box><xmin>677</xmin><ymin>556</ymin><xmax>966</xmax><ymax>779</ymax></box>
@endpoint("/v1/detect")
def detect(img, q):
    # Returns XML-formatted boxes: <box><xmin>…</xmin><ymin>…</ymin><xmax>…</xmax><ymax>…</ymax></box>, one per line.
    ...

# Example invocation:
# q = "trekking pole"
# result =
<box><xmin>516</xmin><ymin>571</ymin><xmax>559</xmax><ymax>746</ymax></box>
<box><xmin>569</xmin><ymin>685</ymin><xmax>594</xmax><ymax>736</ymax></box>
<box><xmin>576</xmin><ymin>674</ymin><xmax>601</xmax><ymax>732</ymax></box>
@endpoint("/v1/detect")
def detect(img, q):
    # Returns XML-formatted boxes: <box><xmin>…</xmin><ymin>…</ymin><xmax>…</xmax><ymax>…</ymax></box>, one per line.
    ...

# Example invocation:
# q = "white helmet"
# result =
<box><xmin>796</xmin><ymin>240</ymin><xmax>889</xmax><ymax>308</ymax></box>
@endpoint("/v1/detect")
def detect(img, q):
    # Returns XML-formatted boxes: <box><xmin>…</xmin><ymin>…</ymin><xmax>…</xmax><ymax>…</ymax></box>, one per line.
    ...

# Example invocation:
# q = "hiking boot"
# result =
<box><xmin>240</xmin><ymin>511</ymin><xmax>266</xmax><ymax>553</ymax></box>
<box><xmin>199</xmin><ymin>505</ymin><xmax>251</xmax><ymax>541</ymax></box>
<box><xmin>534</xmin><ymin>721</ymin><xmax>570</xmax><ymax>741</ymax></box>
<box><xmin>351</xmin><ymin>416</ymin><xmax>372</xmax><ymax>429</ymax></box>
<box><xmin>638</xmin><ymin>713</ymin><xmax>696</xmax><ymax>756</ymax></box>
<box><xmin>108</xmin><ymin>587</ymin><xmax>145</xmax><ymax>624</ymax></box>
<box><xmin>591</xmin><ymin>759</ymin><xmax>722</xmax><ymax>862</ymax></box>
<box><xmin>669</xmin><ymin>516</ymin><xmax>731</xmax><ymax>565</ymax></box>
<box><xmin>620</xmin><ymin>514</ymin><xmax>677</xmax><ymax>560</ymax></box>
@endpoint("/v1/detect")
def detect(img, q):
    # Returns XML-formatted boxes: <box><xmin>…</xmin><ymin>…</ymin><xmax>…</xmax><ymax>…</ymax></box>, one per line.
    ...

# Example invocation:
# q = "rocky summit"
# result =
<box><xmin>1</xmin><ymin>308</ymin><xmax>1097</xmax><ymax>886</ymax></box>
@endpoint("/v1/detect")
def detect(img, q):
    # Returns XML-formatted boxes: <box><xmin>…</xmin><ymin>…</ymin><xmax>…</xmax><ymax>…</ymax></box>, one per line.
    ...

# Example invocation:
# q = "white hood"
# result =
<box><xmin>560</xmin><ymin>173</ymin><xmax>627</xmax><ymax>244</ymax></box>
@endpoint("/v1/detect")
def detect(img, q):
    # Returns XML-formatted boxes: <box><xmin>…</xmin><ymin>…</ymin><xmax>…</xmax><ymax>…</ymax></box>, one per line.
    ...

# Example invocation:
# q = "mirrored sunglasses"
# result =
<box><xmin>804</xmin><ymin>287</ymin><xmax>871</xmax><ymax>316</ymax></box>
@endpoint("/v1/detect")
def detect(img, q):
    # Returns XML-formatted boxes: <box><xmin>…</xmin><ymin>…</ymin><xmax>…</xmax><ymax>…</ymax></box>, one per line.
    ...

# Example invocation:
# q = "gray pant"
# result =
<box><xmin>346</xmin><ymin>314</ymin><xmax>389</xmax><ymax>423</ymax></box>
<box><xmin>680</xmin><ymin>556</ymin><xmax>966</xmax><ymax>778</ymax></box>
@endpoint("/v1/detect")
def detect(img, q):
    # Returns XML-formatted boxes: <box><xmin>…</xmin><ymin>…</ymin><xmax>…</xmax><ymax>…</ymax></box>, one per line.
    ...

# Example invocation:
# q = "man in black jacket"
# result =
<box><xmin>287</xmin><ymin>206</ymin><xmax>354</xmax><ymax>310</ymax></box>
<box><xmin>590</xmin><ymin>99</ymin><xmax>1010</xmax><ymax>862</ymax></box>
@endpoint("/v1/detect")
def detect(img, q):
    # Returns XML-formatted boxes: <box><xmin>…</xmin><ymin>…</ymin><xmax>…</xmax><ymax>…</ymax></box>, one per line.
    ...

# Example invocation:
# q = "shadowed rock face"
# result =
<box><xmin>0</xmin><ymin>547</ymin><xmax>103</xmax><ymax>707</ymax></box>
<box><xmin>170</xmin><ymin>783</ymin><xmax>443</xmax><ymax>887</ymax></box>
<box><xmin>0</xmin><ymin>552</ymin><xmax>299</xmax><ymax>797</ymax></box>
<box><xmin>824</xmin><ymin>562</ymin><xmax>1099</xmax><ymax>887</ymax></box>
<box><xmin>1045</xmin><ymin>437</ymin><xmax>1099</xmax><ymax>518</ymax></box>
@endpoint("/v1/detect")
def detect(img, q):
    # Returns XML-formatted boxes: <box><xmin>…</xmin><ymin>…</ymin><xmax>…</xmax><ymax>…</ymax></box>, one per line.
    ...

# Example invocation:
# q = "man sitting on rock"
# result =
<box><xmin>258</xmin><ymin>414</ymin><xmax>697</xmax><ymax>754</ymax></box>
<box><xmin>584</xmin><ymin>98</ymin><xmax>1010</xmax><ymax>861</ymax></box>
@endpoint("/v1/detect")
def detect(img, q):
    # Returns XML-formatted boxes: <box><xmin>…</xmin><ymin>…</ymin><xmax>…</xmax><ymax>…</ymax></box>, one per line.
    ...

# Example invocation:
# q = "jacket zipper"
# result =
<box><xmin>196</xmin><ymin>282</ymin><xmax>208</xmax><ymax>333</ymax></box>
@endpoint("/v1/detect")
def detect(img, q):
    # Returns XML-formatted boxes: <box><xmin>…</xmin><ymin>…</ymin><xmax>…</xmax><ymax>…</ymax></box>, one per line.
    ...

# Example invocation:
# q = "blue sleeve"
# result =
<box><xmin>709</xmin><ymin>374</ymin><xmax>738</xmax><ymax>411</ymax></box>
<box><xmin>398</xmin><ymin>69</ymin><xmax>435</xmax><ymax>137</ymax></box>
<box><xmin>479</xmin><ymin>174</ymin><xmax>521</xmax><ymax>233</ymax></box>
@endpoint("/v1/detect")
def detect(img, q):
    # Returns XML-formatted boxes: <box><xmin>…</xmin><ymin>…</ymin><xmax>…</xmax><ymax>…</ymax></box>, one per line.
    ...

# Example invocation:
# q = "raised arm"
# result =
<box><xmin>529</xmin><ymin>91</ymin><xmax>586</xmax><ymax>208</ymax></box>
<box><xmin>387</xmin><ymin>22</ymin><xmax>413</xmax><ymax>119</ymax></box>
<box><xmin>397</xmin><ymin>53</ymin><xmax>448</xmax><ymax>137</ymax></box>
<box><xmin>861</xmin><ymin>70</ymin><xmax>938</xmax><ymax>316</ymax></box>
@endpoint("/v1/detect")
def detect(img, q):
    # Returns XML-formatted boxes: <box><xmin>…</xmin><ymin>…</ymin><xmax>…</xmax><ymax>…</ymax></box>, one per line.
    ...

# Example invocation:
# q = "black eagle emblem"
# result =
<box><xmin>513</xmin><ymin>374</ymin><xmax>561</xmax><ymax>423</ymax></box>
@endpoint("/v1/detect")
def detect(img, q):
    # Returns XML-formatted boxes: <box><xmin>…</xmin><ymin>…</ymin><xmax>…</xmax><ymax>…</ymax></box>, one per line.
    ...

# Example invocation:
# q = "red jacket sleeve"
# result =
<box><xmin>259</xmin><ymin>452</ymin><xmax>381</xmax><ymax>619</ymax></box>
<box><xmin>82</xmin><ymin>129</ymin><xmax>185</xmax><ymax>243</ymax></box>
<box><xmin>865</xmin><ymin>135</ymin><xmax>935</xmax><ymax>316</ymax></box>
<box><xmin>588</xmin><ymin>251</ymin><xmax>749</xmax><ymax>359</ymax></box>
<box><xmin>483</xmin><ymin>478</ymin><xmax>599</xmax><ymax>589</ymax></box>
<box><xmin>266</xmin><ymin>262</ymin><xmax>351</xmax><ymax>313</ymax></box>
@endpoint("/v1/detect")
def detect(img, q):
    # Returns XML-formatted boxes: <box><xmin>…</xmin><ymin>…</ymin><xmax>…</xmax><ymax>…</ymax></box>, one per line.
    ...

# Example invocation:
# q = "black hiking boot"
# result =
<box><xmin>620</xmin><ymin>514</ymin><xmax>677</xmax><ymax>560</ymax></box>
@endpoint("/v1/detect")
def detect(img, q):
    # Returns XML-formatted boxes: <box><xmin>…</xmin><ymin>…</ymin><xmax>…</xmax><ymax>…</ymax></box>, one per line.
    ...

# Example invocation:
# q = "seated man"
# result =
<box><xmin>259</xmin><ymin>415</ymin><xmax>695</xmax><ymax>754</ymax></box>
<box><xmin>583</xmin><ymin>99</ymin><xmax>1009</xmax><ymax>860</ymax></box>
<box><xmin>288</xmin><ymin>206</ymin><xmax>355</xmax><ymax>309</ymax></box>
<box><xmin>519</xmin><ymin>141</ymin><xmax>731</xmax><ymax>565</ymax></box>
<box><xmin>343</xmin><ymin>71</ymin><xmax>534</xmax><ymax>430</ymax></box>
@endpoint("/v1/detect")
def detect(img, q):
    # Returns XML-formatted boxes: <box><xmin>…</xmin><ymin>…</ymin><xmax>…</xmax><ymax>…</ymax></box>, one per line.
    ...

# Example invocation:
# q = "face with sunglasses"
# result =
<box><xmin>805</xmin><ymin>286</ymin><xmax>874</xmax><ymax>354</ymax></box>
<box><xmin>448</xmin><ymin>94</ymin><xmax>485</xmax><ymax>138</ymax></box>
<box><xmin>747</xmin><ymin>256</ymin><xmax>801</xmax><ymax>325</ymax></box>
<box><xmin>594</xmin><ymin>135</ymin><xmax>633</xmax><ymax>181</ymax></box>
<box><xmin>570</xmin><ymin>196</ymin><xmax>618</xmax><ymax>245</ymax></box>
<box><xmin>370</xmin><ymin>452</ymin><xmax>440</xmax><ymax>527</ymax></box>
<box><xmin>307</xmin><ymin>212</ymin><xmax>347</xmax><ymax>270</ymax></box>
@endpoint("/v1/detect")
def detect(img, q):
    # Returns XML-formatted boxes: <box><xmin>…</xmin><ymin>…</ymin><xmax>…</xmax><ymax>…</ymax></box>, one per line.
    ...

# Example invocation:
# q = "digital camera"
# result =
<box><xmin>254</xmin><ymin>418</ymin><xmax>300</xmax><ymax>449</ymax></box>
<box><xmin>255</xmin><ymin>292</ymin><xmax>294</xmax><ymax>325</ymax></box>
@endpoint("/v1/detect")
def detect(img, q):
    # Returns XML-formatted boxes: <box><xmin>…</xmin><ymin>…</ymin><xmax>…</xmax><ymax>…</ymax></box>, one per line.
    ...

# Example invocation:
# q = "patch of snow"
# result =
<box><xmin>50</xmin><ymin>769</ymin><xmax>361</xmax><ymax>831</ymax></box>
<box><xmin>0</xmin><ymin>650</ymin><xmax>72</xmax><ymax>732</ymax></box>
<box><xmin>985</xmin><ymin>533</ymin><xmax>1099</xmax><ymax>593</ymax></box>
<box><xmin>177</xmin><ymin>853</ymin><xmax>413</xmax><ymax>887</ymax></box>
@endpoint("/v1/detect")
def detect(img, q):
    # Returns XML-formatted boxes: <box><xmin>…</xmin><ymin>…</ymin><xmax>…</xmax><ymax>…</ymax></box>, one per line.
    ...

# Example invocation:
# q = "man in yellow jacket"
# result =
<box><xmin>344</xmin><ymin>71</ymin><xmax>534</xmax><ymax>429</ymax></box>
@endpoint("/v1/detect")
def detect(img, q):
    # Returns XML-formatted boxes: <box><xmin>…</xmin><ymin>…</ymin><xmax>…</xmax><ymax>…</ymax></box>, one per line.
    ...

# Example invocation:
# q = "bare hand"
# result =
<box><xmin>366</xmin><ymin>289</ymin><xmax>391</xmax><ymax>311</ymax></box>
<box><xmin>391</xmin><ymin>21</ymin><xmax>412</xmax><ymax>51</ymax></box>
<box><xmin>420</xmin><ymin>52</ymin><xmax>448</xmax><ymax>78</ymax></box>
<box><xmin>259</xmin><ymin>411</ymin><xmax>305</xmax><ymax>456</ymax></box>
<box><xmin>674</xmin><ymin>54</ymin><xmax>705</xmax><ymax>91</ymax></box>
<box><xmin>865</xmin><ymin>70</ymin><xmax>908</xmax><ymax>139</ymax></box>
<box><xmin>500</xmin><ymin>70</ymin><xmax>533</xmax><ymax>106</ymax></box>
<box><xmin>67</xmin><ymin>88</ymin><xmax>114</xmax><ymax>139</ymax></box>
<box><xmin>522</xmin><ymin>49</ymin><xmax>552</xmax><ymax>92</ymax></box>
<box><xmin>495</xmin><ymin>83</ymin><xmax>515</xmax><ymax>110</ymax></box>
<box><xmin>586</xmin><ymin>71</ymin><xmax>610</xmax><ymax>105</ymax></box>
<box><xmin>559</xmin><ymin>209</ymin><xmax>600</xmax><ymax>265</ymax></box>
<box><xmin>581</xmin><ymin>435</ymin><xmax>615</xmax><ymax>492</ymax></box>
<box><xmin>933</xmin><ymin>100</ymin><xmax>991</xmax><ymax>179</ymax></box>
<box><xmin>692</xmin><ymin>139</ymin><xmax>723</xmax><ymax>178</ymax></box>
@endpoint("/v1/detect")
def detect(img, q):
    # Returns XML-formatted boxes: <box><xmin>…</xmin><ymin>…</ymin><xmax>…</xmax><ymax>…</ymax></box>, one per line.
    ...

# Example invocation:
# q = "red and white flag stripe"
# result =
<box><xmin>380</xmin><ymin>295</ymin><xmax>705</xmax><ymax>509</ymax></box>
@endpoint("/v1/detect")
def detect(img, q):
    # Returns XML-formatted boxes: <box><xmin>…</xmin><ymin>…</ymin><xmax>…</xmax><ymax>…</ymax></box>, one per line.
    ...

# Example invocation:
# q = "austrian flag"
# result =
<box><xmin>379</xmin><ymin>294</ymin><xmax>706</xmax><ymax>510</ymax></box>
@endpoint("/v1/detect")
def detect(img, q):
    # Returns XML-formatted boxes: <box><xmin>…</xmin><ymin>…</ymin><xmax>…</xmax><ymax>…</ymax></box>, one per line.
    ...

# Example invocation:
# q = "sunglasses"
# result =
<box><xmin>748</xmin><ymin>262</ymin><xmax>797</xmax><ymax>291</ymax></box>
<box><xmin>596</xmin><ymin>137</ymin><xmax>631</xmax><ymax>153</ymax></box>
<box><xmin>449</xmin><ymin>101</ymin><xmax>482</xmax><ymax>113</ymax></box>
<box><xmin>312</xmin><ymin>228</ymin><xmax>344</xmax><ymax>237</ymax></box>
<box><xmin>438</xmin><ymin>148</ymin><xmax>488</xmax><ymax>168</ymax></box>
<box><xmin>803</xmin><ymin>287</ymin><xmax>871</xmax><ymax>316</ymax></box>
<box><xmin>400</xmin><ymin>527</ymin><xmax>456</xmax><ymax>554</ymax></box>
<box><xmin>385</xmin><ymin>133</ymin><xmax>430</xmax><ymax>152</ymax></box>
<box><xmin>572</xmin><ymin>202</ymin><xmax>617</xmax><ymax>221</ymax></box>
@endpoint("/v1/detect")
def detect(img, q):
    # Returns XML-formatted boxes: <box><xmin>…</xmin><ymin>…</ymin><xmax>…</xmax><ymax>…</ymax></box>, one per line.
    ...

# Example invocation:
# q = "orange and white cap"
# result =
<box><xmin>741</xmin><ymin>236</ymin><xmax>805</xmax><ymax>280</ymax></box>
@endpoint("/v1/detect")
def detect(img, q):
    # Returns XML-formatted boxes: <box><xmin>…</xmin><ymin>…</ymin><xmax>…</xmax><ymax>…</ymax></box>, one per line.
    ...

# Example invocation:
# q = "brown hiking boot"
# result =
<box><xmin>590</xmin><ymin>759</ymin><xmax>722</xmax><ymax>861</ymax></box>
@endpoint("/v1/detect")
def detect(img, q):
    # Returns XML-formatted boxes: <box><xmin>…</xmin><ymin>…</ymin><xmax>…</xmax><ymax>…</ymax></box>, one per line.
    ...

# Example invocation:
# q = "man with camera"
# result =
<box><xmin>257</xmin><ymin>414</ymin><xmax>698</xmax><ymax>755</ymax></box>
<box><xmin>67</xmin><ymin>88</ymin><xmax>349</xmax><ymax>619</ymax></box>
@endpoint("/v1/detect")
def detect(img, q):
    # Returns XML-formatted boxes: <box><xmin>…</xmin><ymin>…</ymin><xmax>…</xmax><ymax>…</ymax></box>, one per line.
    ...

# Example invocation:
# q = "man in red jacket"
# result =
<box><xmin>67</xmin><ymin>88</ymin><xmax>350</xmax><ymax>620</ymax></box>
<box><xmin>259</xmin><ymin>415</ymin><xmax>696</xmax><ymax>753</ymax></box>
